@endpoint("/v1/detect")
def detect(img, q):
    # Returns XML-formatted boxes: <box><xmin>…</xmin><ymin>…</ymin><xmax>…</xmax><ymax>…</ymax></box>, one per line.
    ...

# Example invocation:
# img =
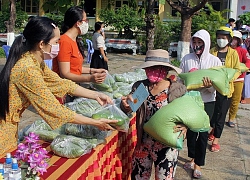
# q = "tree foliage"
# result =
<box><xmin>0</xmin><ymin>2</ymin><xmax>28</xmax><ymax>33</ymax></box>
<box><xmin>154</xmin><ymin>18</ymin><xmax>181</xmax><ymax>50</ymax></box>
<box><xmin>98</xmin><ymin>5</ymin><xmax>145</xmax><ymax>38</ymax></box>
<box><xmin>45</xmin><ymin>12</ymin><xmax>64</xmax><ymax>31</ymax></box>
<box><xmin>165</xmin><ymin>0</ymin><xmax>208</xmax><ymax>42</ymax></box>
<box><xmin>42</xmin><ymin>0</ymin><xmax>78</xmax><ymax>14</ymax></box>
<box><xmin>238</xmin><ymin>12</ymin><xmax>250</xmax><ymax>25</ymax></box>
<box><xmin>192</xmin><ymin>3</ymin><xmax>228</xmax><ymax>47</ymax></box>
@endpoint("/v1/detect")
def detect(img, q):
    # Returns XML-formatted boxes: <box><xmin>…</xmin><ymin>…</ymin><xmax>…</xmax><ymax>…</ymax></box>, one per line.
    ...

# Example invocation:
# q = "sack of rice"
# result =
<box><xmin>178</xmin><ymin>67</ymin><xmax>237</xmax><ymax>96</ymax></box>
<box><xmin>143</xmin><ymin>91</ymin><xmax>210</xmax><ymax>149</ymax></box>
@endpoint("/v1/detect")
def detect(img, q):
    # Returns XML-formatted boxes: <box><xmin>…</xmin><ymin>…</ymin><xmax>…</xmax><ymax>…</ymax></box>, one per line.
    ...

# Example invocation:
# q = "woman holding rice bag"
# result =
<box><xmin>210</xmin><ymin>27</ymin><xmax>241</xmax><ymax>152</ymax></box>
<box><xmin>120</xmin><ymin>49</ymin><xmax>187</xmax><ymax>179</ymax></box>
<box><xmin>180</xmin><ymin>29</ymin><xmax>222</xmax><ymax>178</ymax></box>
<box><xmin>0</xmin><ymin>16</ymin><xmax>117</xmax><ymax>157</ymax></box>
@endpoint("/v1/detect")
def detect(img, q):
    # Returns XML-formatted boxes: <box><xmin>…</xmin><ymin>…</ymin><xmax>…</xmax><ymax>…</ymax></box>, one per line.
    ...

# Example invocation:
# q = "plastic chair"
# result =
<box><xmin>2</xmin><ymin>45</ymin><xmax>10</xmax><ymax>59</ymax></box>
<box><xmin>86</xmin><ymin>39</ymin><xmax>94</xmax><ymax>64</ymax></box>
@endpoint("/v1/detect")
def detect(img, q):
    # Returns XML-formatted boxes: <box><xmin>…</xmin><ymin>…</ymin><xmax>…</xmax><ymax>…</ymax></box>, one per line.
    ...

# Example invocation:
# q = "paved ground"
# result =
<box><xmin>1</xmin><ymin>52</ymin><xmax>250</xmax><ymax>180</ymax></box>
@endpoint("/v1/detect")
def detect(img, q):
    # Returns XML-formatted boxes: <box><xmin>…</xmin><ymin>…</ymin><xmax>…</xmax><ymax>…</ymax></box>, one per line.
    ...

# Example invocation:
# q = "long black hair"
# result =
<box><xmin>61</xmin><ymin>6</ymin><xmax>86</xmax><ymax>56</ymax></box>
<box><xmin>0</xmin><ymin>16</ymin><xmax>57</xmax><ymax>120</ymax></box>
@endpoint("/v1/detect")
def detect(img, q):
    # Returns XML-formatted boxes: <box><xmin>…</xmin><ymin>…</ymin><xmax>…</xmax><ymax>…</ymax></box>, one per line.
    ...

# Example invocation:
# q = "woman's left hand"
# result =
<box><xmin>202</xmin><ymin>77</ymin><xmax>213</xmax><ymax>88</ymax></box>
<box><xmin>95</xmin><ymin>93</ymin><xmax>113</xmax><ymax>106</ymax></box>
<box><xmin>173</xmin><ymin>124</ymin><xmax>188</xmax><ymax>139</ymax></box>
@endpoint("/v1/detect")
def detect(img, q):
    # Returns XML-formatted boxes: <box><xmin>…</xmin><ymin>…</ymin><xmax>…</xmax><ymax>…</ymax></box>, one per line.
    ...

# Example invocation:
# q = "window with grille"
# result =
<box><xmin>20</xmin><ymin>0</ymin><xmax>38</xmax><ymax>14</ymax></box>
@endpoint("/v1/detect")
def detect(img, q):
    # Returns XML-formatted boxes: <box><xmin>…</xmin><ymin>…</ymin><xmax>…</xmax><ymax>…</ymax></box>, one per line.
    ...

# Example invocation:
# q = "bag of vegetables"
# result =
<box><xmin>65</xmin><ymin>98</ymin><xmax>103</xmax><ymax>117</ymax></box>
<box><xmin>92</xmin><ymin>104</ymin><xmax>131</xmax><ymax>132</ymax></box>
<box><xmin>24</xmin><ymin>119</ymin><xmax>66</xmax><ymax>142</ymax></box>
<box><xmin>65</xmin><ymin>123</ymin><xmax>108</xmax><ymax>140</ymax></box>
<box><xmin>50</xmin><ymin>135</ymin><xmax>96</xmax><ymax>158</ymax></box>
<box><xmin>24</xmin><ymin>119</ymin><xmax>52</xmax><ymax>136</ymax></box>
<box><xmin>92</xmin><ymin>71</ymin><xmax>118</xmax><ymax>92</ymax></box>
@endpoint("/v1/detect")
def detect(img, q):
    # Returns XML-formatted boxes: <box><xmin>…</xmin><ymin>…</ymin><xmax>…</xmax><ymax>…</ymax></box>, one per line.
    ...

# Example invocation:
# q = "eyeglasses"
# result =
<box><xmin>82</xmin><ymin>19</ymin><xmax>89</xmax><ymax>23</ymax></box>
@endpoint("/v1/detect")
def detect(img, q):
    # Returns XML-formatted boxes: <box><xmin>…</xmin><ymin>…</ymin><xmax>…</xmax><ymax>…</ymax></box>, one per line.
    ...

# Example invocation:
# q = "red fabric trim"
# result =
<box><xmin>41</xmin><ymin>157</ymin><xmax>68</xmax><ymax>179</ymax></box>
<box><xmin>54</xmin><ymin>150</ymin><xmax>96</xmax><ymax>180</ymax></box>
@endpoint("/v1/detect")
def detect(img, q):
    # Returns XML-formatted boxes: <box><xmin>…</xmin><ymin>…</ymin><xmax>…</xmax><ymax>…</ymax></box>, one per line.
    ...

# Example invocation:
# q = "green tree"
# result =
<box><xmin>154</xmin><ymin>18</ymin><xmax>181</xmax><ymax>50</ymax></box>
<box><xmin>42</xmin><ymin>0</ymin><xmax>79</xmax><ymax>14</ymax></box>
<box><xmin>166</xmin><ymin>0</ymin><xmax>208</xmax><ymax>60</ymax></box>
<box><xmin>45</xmin><ymin>12</ymin><xmax>64</xmax><ymax>31</ymax></box>
<box><xmin>98</xmin><ymin>5</ymin><xmax>145</xmax><ymax>38</ymax></box>
<box><xmin>192</xmin><ymin>3</ymin><xmax>228</xmax><ymax>47</ymax></box>
<box><xmin>238</xmin><ymin>12</ymin><xmax>250</xmax><ymax>25</ymax></box>
<box><xmin>0</xmin><ymin>2</ymin><xmax>28</xmax><ymax>33</ymax></box>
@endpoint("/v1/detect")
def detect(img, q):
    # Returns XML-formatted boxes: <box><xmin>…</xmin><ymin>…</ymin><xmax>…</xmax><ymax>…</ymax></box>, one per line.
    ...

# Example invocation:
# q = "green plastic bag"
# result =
<box><xmin>178</xmin><ymin>67</ymin><xmax>237</xmax><ymax>96</ymax></box>
<box><xmin>143</xmin><ymin>91</ymin><xmax>210</xmax><ymax>149</ymax></box>
<box><xmin>240</xmin><ymin>63</ymin><xmax>249</xmax><ymax>73</ymax></box>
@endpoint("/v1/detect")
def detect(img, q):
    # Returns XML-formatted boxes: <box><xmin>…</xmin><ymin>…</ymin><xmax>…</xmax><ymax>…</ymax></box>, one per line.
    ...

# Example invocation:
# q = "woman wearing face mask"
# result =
<box><xmin>53</xmin><ymin>6</ymin><xmax>107</xmax><ymax>102</ymax></box>
<box><xmin>120</xmin><ymin>49</ymin><xmax>187</xmax><ymax>179</ymax></box>
<box><xmin>90</xmin><ymin>22</ymin><xmax>108</xmax><ymax>70</ymax></box>
<box><xmin>0</xmin><ymin>17</ymin><xmax>117</xmax><ymax>157</ymax></box>
<box><xmin>227</xmin><ymin>31</ymin><xmax>250</xmax><ymax>127</ymax></box>
<box><xmin>209</xmin><ymin>26</ymin><xmax>241</xmax><ymax>152</ymax></box>
<box><xmin>180</xmin><ymin>29</ymin><xmax>222</xmax><ymax>178</ymax></box>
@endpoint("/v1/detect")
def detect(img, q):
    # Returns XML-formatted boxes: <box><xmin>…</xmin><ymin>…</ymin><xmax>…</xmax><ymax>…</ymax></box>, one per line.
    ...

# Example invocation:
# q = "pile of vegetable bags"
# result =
<box><xmin>24</xmin><ymin>119</ymin><xmax>107</xmax><ymax>158</ymax></box>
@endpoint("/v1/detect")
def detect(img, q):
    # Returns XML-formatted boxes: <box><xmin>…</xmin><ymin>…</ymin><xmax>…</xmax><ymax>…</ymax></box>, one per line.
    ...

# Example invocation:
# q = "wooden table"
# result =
<box><xmin>1</xmin><ymin>116</ymin><xmax>137</xmax><ymax>180</ymax></box>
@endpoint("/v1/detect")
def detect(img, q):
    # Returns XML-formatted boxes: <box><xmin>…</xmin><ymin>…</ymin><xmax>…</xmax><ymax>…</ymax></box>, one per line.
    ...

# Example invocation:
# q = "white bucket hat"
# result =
<box><xmin>233</xmin><ymin>30</ymin><xmax>242</xmax><ymax>39</ymax></box>
<box><xmin>133</xmin><ymin>49</ymin><xmax>182</xmax><ymax>74</ymax></box>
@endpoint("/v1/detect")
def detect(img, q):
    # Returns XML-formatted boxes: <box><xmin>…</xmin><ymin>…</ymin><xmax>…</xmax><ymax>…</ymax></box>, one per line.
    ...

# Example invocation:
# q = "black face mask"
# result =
<box><xmin>193</xmin><ymin>45</ymin><xmax>204</xmax><ymax>54</ymax></box>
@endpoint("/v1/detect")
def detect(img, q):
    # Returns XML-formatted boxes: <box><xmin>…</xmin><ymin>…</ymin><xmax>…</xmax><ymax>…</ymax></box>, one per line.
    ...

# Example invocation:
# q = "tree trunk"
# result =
<box><xmin>177</xmin><ymin>14</ymin><xmax>192</xmax><ymax>60</ymax></box>
<box><xmin>5</xmin><ymin>0</ymin><xmax>16</xmax><ymax>46</ymax></box>
<box><xmin>145</xmin><ymin>0</ymin><xmax>155</xmax><ymax>50</ymax></box>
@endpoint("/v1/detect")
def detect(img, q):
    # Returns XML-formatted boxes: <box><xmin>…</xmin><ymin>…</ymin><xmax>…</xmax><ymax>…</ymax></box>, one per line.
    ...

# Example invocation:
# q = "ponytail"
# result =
<box><xmin>0</xmin><ymin>35</ymin><xmax>28</xmax><ymax>119</ymax></box>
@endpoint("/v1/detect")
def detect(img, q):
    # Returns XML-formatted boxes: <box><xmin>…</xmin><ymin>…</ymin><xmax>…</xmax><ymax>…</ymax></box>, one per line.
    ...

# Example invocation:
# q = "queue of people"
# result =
<box><xmin>0</xmin><ymin>5</ymin><xmax>250</xmax><ymax>179</ymax></box>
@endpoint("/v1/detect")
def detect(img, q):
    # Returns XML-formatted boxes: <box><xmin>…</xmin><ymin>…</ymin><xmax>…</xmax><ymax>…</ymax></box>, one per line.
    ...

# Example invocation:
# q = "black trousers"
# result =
<box><xmin>210</xmin><ymin>92</ymin><xmax>232</xmax><ymax>138</ymax></box>
<box><xmin>187</xmin><ymin>101</ymin><xmax>215</xmax><ymax>166</ymax></box>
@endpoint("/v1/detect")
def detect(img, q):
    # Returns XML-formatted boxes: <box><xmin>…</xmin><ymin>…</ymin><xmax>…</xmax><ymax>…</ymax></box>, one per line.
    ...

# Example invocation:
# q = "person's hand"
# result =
<box><xmin>104</xmin><ymin>56</ymin><xmax>108</xmax><ymax>62</ymax></box>
<box><xmin>91</xmin><ymin>72</ymin><xmax>106</xmax><ymax>83</ymax></box>
<box><xmin>91</xmin><ymin>68</ymin><xmax>106</xmax><ymax>74</ymax></box>
<box><xmin>95</xmin><ymin>118</ymin><xmax>118</xmax><ymax>131</ymax></box>
<box><xmin>173</xmin><ymin>124</ymin><xmax>187</xmax><ymax>139</ymax></box>
<box><xmin>121</xmin><ymin>95</ymin><xmax>133</xmax><ymax>112</ymax></box>
<box><xmin>202</xmin><ymin>77</ymin><xmax>213</xmax><ymax>88</ymax></box>
<box><xmin>95</xmin><ymin>93</ymin><xmax>113</xmax><ymax>106</ymax></box>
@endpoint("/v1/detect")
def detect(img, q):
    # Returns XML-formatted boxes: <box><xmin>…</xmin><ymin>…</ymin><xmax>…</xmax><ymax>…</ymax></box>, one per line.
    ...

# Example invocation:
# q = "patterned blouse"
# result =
<box><xmin>0</xmin><ymin>51</ymin><xmax>78</xmax><ymax>157</ymax></box>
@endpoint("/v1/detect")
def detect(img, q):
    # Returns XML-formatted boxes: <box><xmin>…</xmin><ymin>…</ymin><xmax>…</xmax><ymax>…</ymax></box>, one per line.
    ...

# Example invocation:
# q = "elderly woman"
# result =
<box><xmin>120</xmin><ymin>49</ymin><xmax>187</xmax><ymax>179</ymax></box>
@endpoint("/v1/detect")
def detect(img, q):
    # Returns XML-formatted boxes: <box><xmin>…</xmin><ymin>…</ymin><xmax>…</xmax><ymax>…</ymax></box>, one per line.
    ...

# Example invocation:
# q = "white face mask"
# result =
<box><xmin>101</xmin><ymin>28</ymin><xmax>105</xmax><ymax>33</ymax></box>
<box><xmin>42</xmin><ymin>43</ymin><xmax>60</xmax><ymax>59</ymax></box>
<box><xmin>217</xmin><ymin>39</ymin><xmax>229</xmax><ymax>48</ymax></box>
<box><xmin>78</xmin><ymin>21</ymin><xmax>89</xmax><ymax>35</ymax></box>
